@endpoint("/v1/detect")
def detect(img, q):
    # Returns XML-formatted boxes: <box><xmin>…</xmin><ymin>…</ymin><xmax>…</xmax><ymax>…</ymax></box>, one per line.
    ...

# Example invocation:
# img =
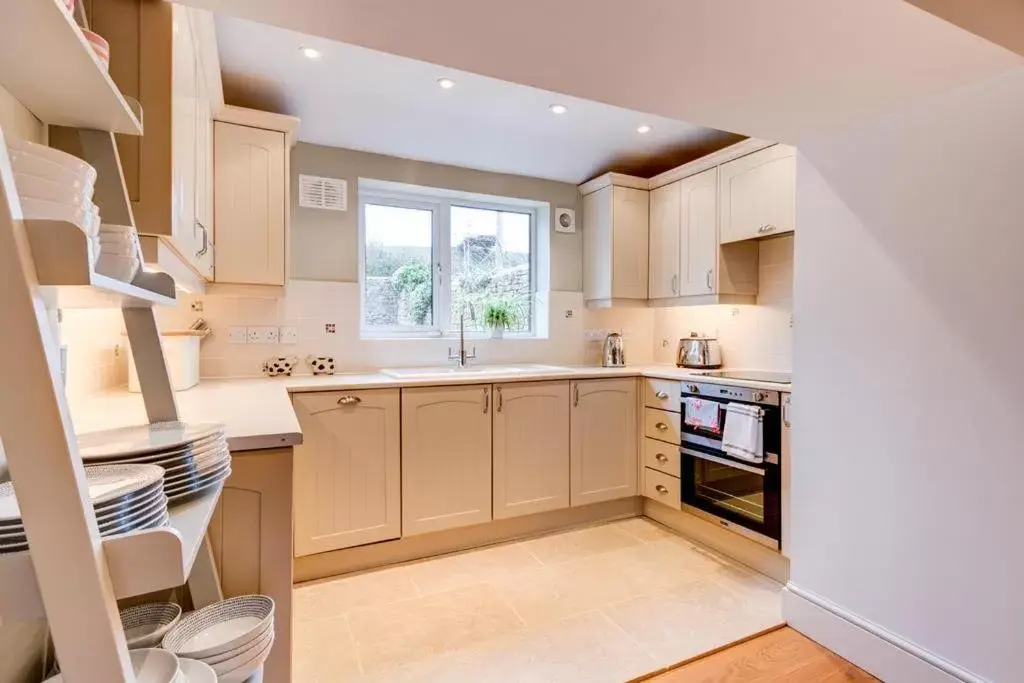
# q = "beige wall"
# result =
<box><xmin>289</xmin><ymin>143</ymin><xmax>583</xmax><ymax>290</ymax></box>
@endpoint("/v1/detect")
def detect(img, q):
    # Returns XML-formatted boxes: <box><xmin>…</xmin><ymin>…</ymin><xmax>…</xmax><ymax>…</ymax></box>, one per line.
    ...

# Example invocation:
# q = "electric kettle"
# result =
<box><xmin>602</xmin><ymin>332</ymin><xmax>626</xmax><ymax>367</ymax></box>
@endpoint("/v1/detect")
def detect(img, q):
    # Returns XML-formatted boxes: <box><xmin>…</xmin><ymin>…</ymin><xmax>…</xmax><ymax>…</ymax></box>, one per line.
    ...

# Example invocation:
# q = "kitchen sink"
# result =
<box><xmin>380</xmin><ymin>364</ymin><xmax>569</xmax><ymax>379</ymax></box>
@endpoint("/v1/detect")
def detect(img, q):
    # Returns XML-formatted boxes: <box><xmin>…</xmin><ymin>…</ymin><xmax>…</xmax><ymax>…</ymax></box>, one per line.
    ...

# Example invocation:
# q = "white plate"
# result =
<box><xmin>177</xmin><ymin>658</ymin><xmax>216</xmax><ymax>683</ymax></box>
<box><xmin>214</xmin><ymin>634</ymin><xmax>274</xmax><ymax>681</ymax></box>
<box><xmin>99</xmin><ymin>496</ymin><xmax>169</xmax><ymax>535</ymax></box>
<box><xmin>120</xmin><ymin>602</ymin><xmax>182</xmax><ymax>649</ymax></box>
<box><xmin>164</xmin><ymin>453</ymin><xmax>231</xmax><ymax>488</ymax></box>
<box><xmin>0</xmin><ymin>464</ymin><xmax>164</xmax><ymax>523</ymax></box>
<box><xmin>84</xmin><ymin>434</ymin><xmax>227</xmax><ymax>465</ymax></box>
<box><xmin>165</xmin><ymin>467</ymin><xmax>231</xmax><ymax>501</ymax></box>
<box><xmin>95</xmin><ymin>483</ymin><xmax>164</xmax><ymax>522</ymax></box>
<box><xmin>161</xmin><ymin>446</ymin><xmax>230</xmax><ymax>477</ymax></box>
<box><xmin>77</xmin><ymin>422</ymin><xmax>225</xmax><ymax>460</ymax></box>
<box><xmin>162</xmin><ymin>596</ymin><xmax>274</xmax><ymax>659</ymax></box>
<box><xmin>45</xmin><ymin>648</ymin><xmax>179</xmax><ymax>683</ymax></box>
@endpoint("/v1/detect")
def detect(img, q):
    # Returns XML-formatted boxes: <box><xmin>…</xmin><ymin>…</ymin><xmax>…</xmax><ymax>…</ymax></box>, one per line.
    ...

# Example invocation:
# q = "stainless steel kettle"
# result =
<box><xmin>602</xmin><ymin>332</ymin><xmax>626</xmax><ymax>367</ymax></box>
<box><xmin>677</xmin><ymin>333</ymin><xmax>723</xmax><ymax>369</ymax></box>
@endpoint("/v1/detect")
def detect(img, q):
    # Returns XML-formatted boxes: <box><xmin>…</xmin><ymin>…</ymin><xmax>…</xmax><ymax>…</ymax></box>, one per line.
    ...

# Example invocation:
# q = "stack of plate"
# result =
<box><xmin>162</xmin><ymin>596</ymin><xmax>275</xmax><ymax>683</ymax></box>
<box><xmin>77</xmin><ymin>422</ymin><xmax>230</xmax><ymax>505</ymax></box>
<box><xmin>0</xmin><ymin>464</ymin><xmax>168</xmax><ymax>555</ymax></box>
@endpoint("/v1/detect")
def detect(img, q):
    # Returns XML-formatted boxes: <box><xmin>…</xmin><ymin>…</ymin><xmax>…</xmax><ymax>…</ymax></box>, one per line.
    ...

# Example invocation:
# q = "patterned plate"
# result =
<box><xmin>120</xmin><ymin>602</ymin><xmax>182</xmax><ymax>650</ymax></box>
<box><xmin>165</xmin><ymin>462</ymin><xmax>231</xmax><ymax>498</ymax></box>
<box><xmin>166</xmin><ymin>471</ymin><xmax>230</xmax><ymax>504</ymax></box>
<box><xmin>162</xmin><ymin>595</ymin><xmax>275</xmax><ymax>659</ymax></box>
<box><xmin>77</xmin><ymin>422</ymin><xmax>225</xmax><ymax>461</ymax></box>
<box><xmin>98</xmin><ymin>495</ymin><xmax>169</xmax><ymax>535</ymax></box>
<box><xmin>83</xmin><ymin>434</ymin><xmax>227</xmax><ymax>466</ymax></box>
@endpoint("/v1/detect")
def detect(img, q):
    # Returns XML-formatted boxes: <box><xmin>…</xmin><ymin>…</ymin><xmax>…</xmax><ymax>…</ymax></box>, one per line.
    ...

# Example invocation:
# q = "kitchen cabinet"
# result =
<box><xmin>292</xmin><ymin>389</ymin><xmax>401</xmax><ymax>556</ymax></box>
<box><xmin>570</xmin><ymin>378</ymin><xmax>638</xmax><ymax>506</ymax></box>
<box><xmin>648</xmin><ymin>181</ymin><xmax>681</xmax><ymax>299</ymax></box>
<box><xmin>644</xmin><ymin>408</ymin><xmax>681</xmax><ymax>445</ymax></box>
<box><xmin>402</xmin><ymin>385</ymin><xmax>493</xmax><ymax>535</ymax></box>
<box><xmin>644</xmin><ymin>378</ymin><xmax>681</xmax><ymax>413</ymax></box>
<box><xmin>213</xmin><ymin>114</ymin><xmax>291</xmax><ymax>286</ymax></box>
<box><xmin>492</xmin><ymin>381</ymin><xmax>570</xmax><ymax>519</ymax></box>
<box><xmin>643</xmin><ymin>466</ymin><xmax>681</xmax><ymax>508</ymax></box>
<box><xmin>208</xmin><ymin>448</ymin><xmax>293</xmax><ymax>683</ymax></box>
<box><xmin>643</xmin><ymin>438</ymin><xmax>681</xmax><ymax>478</ymax></box>
<box><xmin>581</xmin><ymin>175</ymin><xmax>649</xmax><ymax>306</ymax></box>
<box><xmin>719</xmin><ymin>144</ymin><xmax>796</xmax><ymax>244</ymax></box>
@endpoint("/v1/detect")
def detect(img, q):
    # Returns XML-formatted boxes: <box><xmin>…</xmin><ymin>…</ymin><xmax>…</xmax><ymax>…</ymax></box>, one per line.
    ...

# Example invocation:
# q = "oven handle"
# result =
<box><xmin>680</xmin><ymin>447</ymin><xmax>765</xmax><ymax>476</ymax></box>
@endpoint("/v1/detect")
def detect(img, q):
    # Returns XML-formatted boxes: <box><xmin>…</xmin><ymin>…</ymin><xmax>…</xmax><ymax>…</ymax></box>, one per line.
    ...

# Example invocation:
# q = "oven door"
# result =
<box><xmin>681</xmin><ymin>447</ymin><xmax>780</xmax><ymax>548</ymax></box>
<box><xmin>680</xmin><ymin>397</ymin><xmax>729</xmax><ymax>451</ymax></box>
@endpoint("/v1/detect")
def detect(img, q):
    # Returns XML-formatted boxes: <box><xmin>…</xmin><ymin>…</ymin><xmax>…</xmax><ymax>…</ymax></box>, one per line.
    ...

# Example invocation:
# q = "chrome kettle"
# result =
<box><xmin>677</xmin><ymin>333</ymin><xmax>723</xmax><ymax>369</ymax></box>
<box><xmin>602</xmin><ymin>332</ymin><xmax>626</xmax><ymax>367</ymax></box>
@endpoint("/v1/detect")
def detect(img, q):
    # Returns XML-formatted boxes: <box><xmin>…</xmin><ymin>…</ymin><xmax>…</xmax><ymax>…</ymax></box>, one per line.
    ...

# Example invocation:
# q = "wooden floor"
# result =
<box><xmin>640</xmin><ymin>627</ymin><xmax>879</xmax><ymax>682</ymax></box>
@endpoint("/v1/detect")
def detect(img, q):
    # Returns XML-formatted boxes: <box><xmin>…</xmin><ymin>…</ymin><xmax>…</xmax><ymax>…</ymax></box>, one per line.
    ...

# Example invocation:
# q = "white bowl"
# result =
<box><xmin>13</xmin><ymin>173</ymin><xmax>92</xmax><ymax>209</ymax></box>
<box><xmin>202</xmin><ymin>619</ymin><xmax>272</xmax><ymax>665</ymax></box>
<box><xmin>120</xmin><ymin>602</ymin><xmax>182</xmax><ymax>649</ymax></box>
<box><xmin>177</xmin><ymin>658</ymin><xmax>216</xmax><ymax>683</ymax></box>
<box><xmin>8</xmin><ymin>139</ymin><xmax>97</xmax><ymax>187</ymax></box>
<box><xmin>95</xmin><ymin>253</ymin><xmax>140</xmax><ymax>282</ymax></box>
<box><xmin>215</xmin><ymin>635</ymin><xmax>274</xmax><ymax>683</ymax></box>
<box><xmin>8</xmin><ymin>151</ymin><xmax>96</xmax><ymax>197</ymax></box>
<box><xmin>44</xmin><ymin>648</ymin><xmax>180</xmax><ymax>683</ymax></box>
<box><xmin>162</xmin><ymin>596</ymin><xmax>275</xmax><ymax>660</ymax></box>
<box><xmin>19</xmin><ymin>197</ymin><xmax>95</xmax><ymax>234</ymax></box>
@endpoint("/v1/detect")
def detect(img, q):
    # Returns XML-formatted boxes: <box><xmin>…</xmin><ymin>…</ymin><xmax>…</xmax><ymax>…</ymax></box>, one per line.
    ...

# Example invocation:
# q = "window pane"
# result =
<box><xmin>449</xmin><ymin>205</ymin><xmax>531</xmax><ymax>333</ymax></box>
<box><xmin>364</xmin><ymin>204</ymin><xmax>433</xmax><ymax>328</ymax></box>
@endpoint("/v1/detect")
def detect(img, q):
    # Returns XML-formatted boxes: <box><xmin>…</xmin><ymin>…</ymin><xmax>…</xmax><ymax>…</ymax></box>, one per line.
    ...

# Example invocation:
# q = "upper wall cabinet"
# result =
<box><xmin>719</xmin><ymin>144</ymin><xmax>796</xmax><ymax>244</ymax></box>
<box><xmin>581</xmin><ymin>174</ymin><xmax>649</xmax><ymax>307</ymax></box>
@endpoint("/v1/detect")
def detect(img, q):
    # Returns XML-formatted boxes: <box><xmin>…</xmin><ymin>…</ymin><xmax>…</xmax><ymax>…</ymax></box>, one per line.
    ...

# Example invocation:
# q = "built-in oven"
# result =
<box><xmin>679</xmin><ymin>381</ymin><xmax>782</xmax><ymax>550</ymax></box>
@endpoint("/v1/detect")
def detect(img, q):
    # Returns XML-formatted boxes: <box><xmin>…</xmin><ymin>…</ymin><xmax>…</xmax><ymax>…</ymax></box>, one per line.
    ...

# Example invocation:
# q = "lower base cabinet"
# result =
<box><xmin>292</xmin><ymin>389</ymin><xmax>401</xmax><ymax>556</ymax></box>
<box><xmin>492</xmin><ymin>381</ymin><xmax>570</xmax><ymax>519</ymax></box>
<box><xmin>570</xmin><ymin>378</ymin><xmax>639</xmax><ymax>506</ymax></box>
<box><xmin>402</xmin><ymin>385</ymin><xmax>493</xmax><ymax>536</ymax></box>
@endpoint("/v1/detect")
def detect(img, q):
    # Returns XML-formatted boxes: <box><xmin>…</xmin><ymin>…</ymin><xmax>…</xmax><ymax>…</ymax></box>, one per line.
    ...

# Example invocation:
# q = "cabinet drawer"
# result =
<box><xmin>643</xmin><ymin>438</ymin><xmax>681</xmax><ymax>477</ymax></box>
<box><xmin>643</xmin><ymin>467</ymin><xmax>680</xmax><ymax>508</ymax></box>
<box><xmin>644</xmin><ymin>408</ymin><xmax>681</xmax><ymax>444</ymax></box>
<box><xmin>644</xmin><ymin>378</ymin><xmax>680</xmax><ymax>413</ymax></box>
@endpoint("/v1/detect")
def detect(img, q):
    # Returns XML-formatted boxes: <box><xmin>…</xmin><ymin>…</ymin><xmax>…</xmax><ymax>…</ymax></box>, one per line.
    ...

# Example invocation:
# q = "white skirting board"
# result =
<box><xmin>783</xmin><ymin>584</ymin><xmax>984</xmax><ymax>683</ymax></box>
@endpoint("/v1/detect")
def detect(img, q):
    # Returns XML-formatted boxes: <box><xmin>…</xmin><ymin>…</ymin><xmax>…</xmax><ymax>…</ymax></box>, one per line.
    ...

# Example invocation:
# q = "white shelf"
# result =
<box><xmin>0</xmin><ymin>0</ymin><xmax>143</xmax><ymax>135</ymax></box>
<box><xmin>25</xmin><ymin>219</ymin><xmax>176</xmax><ymax>308</ymax></box>
<box><xmin>0</xmin><ymin>483</ymin><xmax>224</xmax><ymax>622</ymax></box>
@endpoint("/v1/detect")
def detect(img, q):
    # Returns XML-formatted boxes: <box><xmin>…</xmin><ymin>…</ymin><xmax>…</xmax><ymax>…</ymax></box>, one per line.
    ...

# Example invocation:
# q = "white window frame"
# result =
<box><xmin>358</xmin><ymin>183</ymin><xmax>539</xmax><ymax>339</ymax></box>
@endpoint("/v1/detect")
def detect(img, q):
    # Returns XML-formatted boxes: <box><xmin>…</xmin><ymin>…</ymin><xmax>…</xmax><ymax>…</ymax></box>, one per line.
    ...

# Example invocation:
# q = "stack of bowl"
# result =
<box><xmin>45</xmin><ymin>648</ymin><xmax>217</xmax><ymax>683</ymax></box>
<box><xmin>7</xmin><ymin>139</ymin><xmax>142</xmax><ymax>282</ymax></box>
<box><xmin>162</xmin><ymin>596</ymin><xmax>275</xmax><ymax>683</ymax></box>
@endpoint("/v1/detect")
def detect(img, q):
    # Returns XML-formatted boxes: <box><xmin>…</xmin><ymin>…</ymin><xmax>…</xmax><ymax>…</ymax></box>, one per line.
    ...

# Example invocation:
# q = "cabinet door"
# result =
<box><xmin>610</xmin><ymin>186</ymin><xmax>650</xmax><ymax>299</ymax></box>
<box><xmin>648</xmin><ymin>181</ymin><xmax>681</xmax><ymax>299</ymax></box>
<box><xmin>192</xmin><ymin>39</ymin><xmax>214</xmax><ymax>280</ymax></box>
<box><xmin>213</xmin><ymin>121</ymin><xmax>286</xmax><ymax>285</ymax></box>
<box><xmin>170</xmin><ymin>5</ymin><xmax>198</xmax><ymax>265</ymax></box>
<box><xmin>582</xmin><ymin>187</ymin><xmax>611</xmax><ymax>301</ymax></box>
<box><xmin>719</xmin><ymin>144</ymin><xmax>796</xmax><ymax>244</ymax></box>
<box><xmin>678</xmin><ymin>167</ymin><xmax>719</xmax><ymax>296</ymax></box>
<box><xmin>570</xmin><ymin>378</ymin><xmax>638</xmax><ymax>506</ymax></box>
<box><xmin>292</xmin><ymin>390</ymin><xmax>401</xmax><ymax>556</ymax></box>
<box><xmin>402</xmin><ymin>385</ymin><xmax>492</xmax><ymax>535</ymax></box>
<box><xmin>493</xmin><ymin>381</ymin><xmax>570</xmax><ymax>519</ymax></box>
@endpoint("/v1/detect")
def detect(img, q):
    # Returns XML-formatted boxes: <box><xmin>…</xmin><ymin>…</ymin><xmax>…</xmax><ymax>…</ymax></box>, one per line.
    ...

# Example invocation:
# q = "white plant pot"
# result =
<box><xmin>490</xmin><ymin>326</ymin><xmax>504</xmax><ymax>340</ymax></box>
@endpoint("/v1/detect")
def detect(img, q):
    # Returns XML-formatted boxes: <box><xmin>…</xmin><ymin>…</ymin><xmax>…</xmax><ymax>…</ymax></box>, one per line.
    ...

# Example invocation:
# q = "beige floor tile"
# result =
<box><xmin>294</xmin><ymin>565</ymin><xmax>420</xmax><ymax>622</ymax></box>
<box><xmin>368</xmin><ymin>611</ymin><xmax>658</xmax><ymax>683</ymax></box>
<box><xmin>292</xmin><ymin>614</ymin><xmax>363</xmax><ymax>682</ymax></box>
<box><xmin>602</xmin><ymin>577</ymin><xmax>784</xmax><ymax>667</ymax></box>
<box><xmin>519</xmin><ymin>523</ymin><xmax>642</xmax><ymax>565</ymax></box>
<box><xmin>404</xmin><ymin>542</ymin><xmax>542</xmax><ymax>596</ymax></box>
<box><xmin>347</xmin><ymin>582</ymin><xmax>526</xmax><ymax>675</ymax></box>
<box><xmin>612</xmin><ymin>516</ymin><xmax>680</xmax><ymax>543</ymax></box>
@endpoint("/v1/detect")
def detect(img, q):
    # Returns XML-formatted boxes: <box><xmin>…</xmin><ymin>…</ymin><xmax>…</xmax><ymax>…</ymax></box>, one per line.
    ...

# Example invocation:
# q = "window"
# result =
<box><xmin>359</xmin><ymin>182</ymin><xmax>539</xmax><ymax>337</ymax></box>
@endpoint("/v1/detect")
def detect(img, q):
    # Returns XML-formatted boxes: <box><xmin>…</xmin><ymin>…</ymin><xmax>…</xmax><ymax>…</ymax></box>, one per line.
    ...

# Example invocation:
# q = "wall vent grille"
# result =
<box><xmin>298</xmin><ymin>174</ymin><xmax>347</xmax><ymax>211</ymax></box>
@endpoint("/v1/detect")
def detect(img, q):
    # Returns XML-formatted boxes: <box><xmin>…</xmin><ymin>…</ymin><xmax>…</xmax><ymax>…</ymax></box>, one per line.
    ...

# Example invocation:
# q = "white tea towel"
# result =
<box><xmin>683</xmin><ymin>397</ymin><xmax>721</xmax><ymax>433</ymax></box>
<box><xmin>722</xmin><ymin>403</ymin><xmax>764</xmax><ymax>463</ymax></box>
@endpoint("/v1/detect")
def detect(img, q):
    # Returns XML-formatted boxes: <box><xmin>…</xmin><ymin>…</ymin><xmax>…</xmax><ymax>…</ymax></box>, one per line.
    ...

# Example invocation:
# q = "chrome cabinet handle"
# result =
<box><xmin>655</xmin><ymin>422</ymin><xmax>669</xmax><ymax>432</ymax></box>
<box><xmin>336</xmin><ymin>395</ymin><xmax>361</xmax><ymax>405</ymax></box>
<box><xmin>655</xmin><ymin>391</ymin><xmax>669</xmax><ymax>400</ymax></box>
<box><xmin>758</xmin><ymin>224</ymin><xmax>777</xmax><ymax>234</ymax></box>
<box><xmin>783</xmin><ymin>396</ymin><xmax>791</xmax><ymax>427</ymax></box>
<box><xmin>483</xmin><ymin>388</ymin><xmax>489</xmax><ymax>414</ymax></box>
<box><xmin>656</xmin><ymin>453</ymin><xmax>669</xmax><ymax>462</ymax></box>
<box><xmin>706</xmin><ymin>269</ymin><xmax>713</xmax><ymax>291</ymax></box>
<box><xmin>671</xmin><ymin>274</ymin><xmax>678</xmax><ymax>294</ymax></box>
<box><xmin>655</xmin><ymin>485</ymin><xmax>669</xmax><ymax>494</ymax></box>
<box><xmin>496</xmin><ymin>386</ymin><xmax>503</xmax><ymax>413</ymax></box>
<box><xmin>573</xmin><ymin>383</ymin><xmax>579</xmax><ymax>407</ymax></box>
<box><xmin>195</xmin><ymin>221</ymin><xmax>209</xmax><ymax>257</ymax></box>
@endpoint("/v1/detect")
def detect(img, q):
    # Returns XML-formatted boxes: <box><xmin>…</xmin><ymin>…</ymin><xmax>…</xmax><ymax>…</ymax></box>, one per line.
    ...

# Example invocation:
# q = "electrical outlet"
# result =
<box><xmin>279</xmin><ymin>326</ymin><xmax>298</xmax><ymax>344</ymax></box>
<box><xmin>190</xmin><ymin>300</ymin><xmax>204</xmax><ymax>312</ymax></box>
<box><xmin>227</xmin><ymin>326</ymin><xmax>248</xmax><ymax>345</ymax></box>
<box><xmin>247</xmin><ymin>326</ymin><xmax>279</xmax><ymax>344</ymax></box>
<box><xmin>564</xmin><ymin>309</ymin><xmax>574</xmax><ymax>319</ymax></box>
<box><xmin>246</xmin><ymin>327</ymin><xmax>261</xmax><ymax>344</ymax></box>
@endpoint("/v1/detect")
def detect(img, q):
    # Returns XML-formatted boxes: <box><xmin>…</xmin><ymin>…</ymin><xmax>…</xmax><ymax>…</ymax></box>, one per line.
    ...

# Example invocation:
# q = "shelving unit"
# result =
<box><xmin>0</xmin><ymin>2</ymin><xmax>226</xmax><ymax>681</ymax></box>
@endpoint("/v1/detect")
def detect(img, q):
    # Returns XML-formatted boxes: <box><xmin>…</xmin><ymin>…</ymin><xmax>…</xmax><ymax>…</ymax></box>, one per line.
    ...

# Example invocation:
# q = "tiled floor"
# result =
<box><xmin>293</xmin><ymin>517</ymin><xmax>784</xmax><ymax>682</ymax></box>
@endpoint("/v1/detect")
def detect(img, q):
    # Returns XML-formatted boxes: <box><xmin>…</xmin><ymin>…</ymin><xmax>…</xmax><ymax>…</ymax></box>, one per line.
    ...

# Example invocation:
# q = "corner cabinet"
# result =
<box><xmin>402</xmin><ymin>385</ymin><xmax>493</xmax><ymax>535</ymax></box>
<box><xmin>492</xmin><ymin>381</ymin><xmax>571</xmax><ymax>519</ymax></box>
<box><xmin>581</xmin><ymin>174</ymin><xmax>649</xmax><ymax>307</ymax></box>
<box><xmin>570</xmin><ymin>378</ymin><xmax>639</xmax><ymax>506</ymax></box>
<box><xmin>719</xmin><ymin>144</ymin><xmax>796</xmax><ymax>244</ymax></box>
<box><xmin>292</xmin><ymin>389</ymin><xmax>401</xmax><ymax>556</ymax></box>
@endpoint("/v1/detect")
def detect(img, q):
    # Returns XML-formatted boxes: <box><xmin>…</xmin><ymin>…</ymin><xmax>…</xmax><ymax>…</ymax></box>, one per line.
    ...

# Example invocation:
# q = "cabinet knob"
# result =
<box><xmin>336</xmin><ymin>395</ymin><xmax>361</xmax><ymax>405</ymax></box>
<box><xmin>655</xmin><ymin>422</ymin><xmax>669</xmax><ymax>431</ymax></box>
<box><xmin>655</xmin><ymin>391</ymin><xmax>669</xmax><ymax>400</ymax></box>
<box><xmin>655</xmin><ymin>485</ymin><xmax>669</xmax><ymax>494</ymax></box>
<box><xmin>656</xmin><ymin>453</ymin><xmax>669</xmax><ymax>462</ymax></box>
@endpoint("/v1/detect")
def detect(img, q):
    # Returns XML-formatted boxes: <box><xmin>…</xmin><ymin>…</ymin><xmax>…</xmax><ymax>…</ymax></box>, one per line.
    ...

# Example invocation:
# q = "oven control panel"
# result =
<box><xmin>681</xmin><ymin>382</ymin><xmax>779</xmax><ymax>406</ymax></box>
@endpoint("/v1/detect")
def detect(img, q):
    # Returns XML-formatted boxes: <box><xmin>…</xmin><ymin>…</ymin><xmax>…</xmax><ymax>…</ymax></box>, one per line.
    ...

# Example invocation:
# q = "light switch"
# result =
<box><xmin>227</xmin><ymin>326</ymin><xmax>248</xmax><ymax>345</ymax></box>
<box><xmin>279</xmin><ymin>326</ymin><xmax>298</xmax><ymax>344</ymax></box>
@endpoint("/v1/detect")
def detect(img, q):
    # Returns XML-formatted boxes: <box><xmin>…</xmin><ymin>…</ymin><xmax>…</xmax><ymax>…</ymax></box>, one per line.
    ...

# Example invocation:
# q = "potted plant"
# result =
<box><xmin>483</xmin><ymin>298</ymin><xmax>518</xmax><ymax>339</ymax></box>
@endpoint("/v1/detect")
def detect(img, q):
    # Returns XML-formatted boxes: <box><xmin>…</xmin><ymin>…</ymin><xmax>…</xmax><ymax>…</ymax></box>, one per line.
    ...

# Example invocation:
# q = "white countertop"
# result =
<box><xmin>69</xmin><ymin>365</ymin><xmax>791</xmax><ymax>452</ymax></box>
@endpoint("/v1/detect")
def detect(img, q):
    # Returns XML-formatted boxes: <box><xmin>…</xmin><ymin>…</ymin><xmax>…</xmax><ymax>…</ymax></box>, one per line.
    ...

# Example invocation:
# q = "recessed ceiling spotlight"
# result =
<box><xmin>437</xmin><ymin>78</ymin><xmax>456</xmax><ymax>89</ymax></box>
<box><xmin>637</xmin><ymin>124</ymin><xmax>652</xmax><ymax>134</ymax></box>
<box><xmin>300</xmin><ymin>47</ymin><xmax>321</xmax><ymax>60</ymax></box>
<box><xmin>550</xmin><ymin>104</ymin><xmax>567</xmax><ymax>115</ymax></box>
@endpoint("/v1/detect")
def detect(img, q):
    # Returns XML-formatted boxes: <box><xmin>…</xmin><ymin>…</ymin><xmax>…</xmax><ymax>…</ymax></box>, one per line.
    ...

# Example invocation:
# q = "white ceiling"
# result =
<box><xmin>214</xmin><ymin>16</ymin><xmax>742</xmax><ymax>184</ymax></box>
<box><xmin>187</xmin><ymin>0</ymin><xmax>1023</xmax><ymax>148</ymax></box>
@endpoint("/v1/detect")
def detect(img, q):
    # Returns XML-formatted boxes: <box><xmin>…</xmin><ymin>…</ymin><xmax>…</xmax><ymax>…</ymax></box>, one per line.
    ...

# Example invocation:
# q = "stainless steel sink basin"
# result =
<box><xmin>381</xmin><ymin>364</ymin><xmax>569</xmax><ymax>379</ymax></box>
